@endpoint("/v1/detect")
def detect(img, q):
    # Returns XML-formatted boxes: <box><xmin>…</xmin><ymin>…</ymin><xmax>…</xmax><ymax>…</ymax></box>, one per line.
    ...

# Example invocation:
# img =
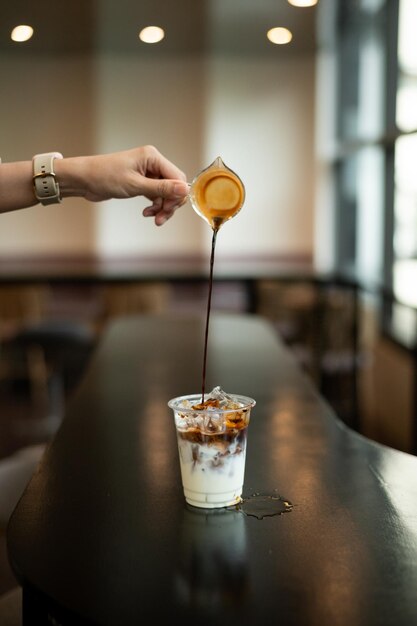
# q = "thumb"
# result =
<box><xmin>145</xmin><ymin>178</ymin><xmax>189</xmax><ymax>200</ymax></box>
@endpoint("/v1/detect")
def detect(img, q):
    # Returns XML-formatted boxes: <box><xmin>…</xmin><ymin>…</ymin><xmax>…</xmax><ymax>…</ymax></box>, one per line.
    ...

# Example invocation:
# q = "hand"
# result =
<box><xmin>62</xmin><ymin>145</ymin><xmax>189</xmax><ymax>226</ymax></box>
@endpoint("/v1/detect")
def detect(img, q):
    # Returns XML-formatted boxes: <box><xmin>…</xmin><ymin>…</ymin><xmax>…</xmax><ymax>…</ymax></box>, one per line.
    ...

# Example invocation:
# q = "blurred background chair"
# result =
<box><xmin>0</xmin><ymin>286</ymin><xmax>97</xmax><ymax>538</ymax></box>
<box><xmin>256</xmin><ymin>277</ymin><xmax>361</xmax><ymax>429</ymax></box>
<box><xmin>1</xmin><ymin>319</ymin><xmax>96</xmax><ymax>430</ymax></box>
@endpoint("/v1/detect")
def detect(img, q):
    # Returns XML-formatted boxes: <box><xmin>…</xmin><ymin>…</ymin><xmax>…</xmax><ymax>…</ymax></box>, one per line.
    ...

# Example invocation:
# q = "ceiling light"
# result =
<box><xmin>267</xmin><ymin>27</ymin><xmax>293</xmax><ymax>45</ymax></box>
<box><xmin>11</xmin><ymin>25</ymin><xmax>34</xmax><ymax>43</ymax></box>
<box><xmin>288</xmin><ymin>0</ymin><xmax>318</xmax><ymax>6</ymax></box>
<box><xmin>139</xmin><ymin>26</ymin><xmax>165</xmax><ymax>44</ymax></box>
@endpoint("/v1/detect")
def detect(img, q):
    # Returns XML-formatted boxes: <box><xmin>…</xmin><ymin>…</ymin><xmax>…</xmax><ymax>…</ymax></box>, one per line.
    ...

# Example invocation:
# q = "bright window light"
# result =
<box><xmin>267</xmin><ymin>27</ymin><xmax>293</xmax><ymax>45</ymax></box>
<box><xmin>139</xmin><ymin>26</ymin><xmax>165</xmax><ymax>44</ymax></box>
<box><xmin>11</xmin><ymin>25</ymin><xmax>34</xmax><ymax>43</ymax></box>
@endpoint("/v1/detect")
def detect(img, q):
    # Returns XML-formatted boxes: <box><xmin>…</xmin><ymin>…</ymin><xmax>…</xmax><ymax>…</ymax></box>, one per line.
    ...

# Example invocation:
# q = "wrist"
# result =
<box><xmin>53</xmin><ymin>156</ymin><xmax>89</xmax><ymax>198</ymax></box>
<box><xmin>32</xmin><ymin>152</ymin><xmax>63</xmax><ymax>205</ymax></box>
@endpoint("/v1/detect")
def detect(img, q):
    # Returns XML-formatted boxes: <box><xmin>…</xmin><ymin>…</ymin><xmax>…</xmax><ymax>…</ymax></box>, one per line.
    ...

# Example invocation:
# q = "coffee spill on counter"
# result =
<box><xmin>237</xmin><ymin>494</ymin><xmax>293</xmax><ymax>519</ymax></box>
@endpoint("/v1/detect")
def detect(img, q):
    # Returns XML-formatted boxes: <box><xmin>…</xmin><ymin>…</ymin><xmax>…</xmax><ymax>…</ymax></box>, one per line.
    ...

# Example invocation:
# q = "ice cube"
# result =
<box><xmin>207</xmin><ymin>386</ymin><xmax>232</xmax><ymax>406</ymax></box>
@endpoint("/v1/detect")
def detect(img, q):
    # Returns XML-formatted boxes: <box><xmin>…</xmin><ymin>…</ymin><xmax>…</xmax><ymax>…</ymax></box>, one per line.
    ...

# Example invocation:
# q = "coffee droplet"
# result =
<box><xmin>190</xmin><ymin>157</ymin><xmax>245</xmax><ymax>230</ymax></box>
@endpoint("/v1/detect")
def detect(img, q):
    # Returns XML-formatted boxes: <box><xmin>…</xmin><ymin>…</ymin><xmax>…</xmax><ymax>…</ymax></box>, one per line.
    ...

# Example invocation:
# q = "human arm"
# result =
<box><xmin>0</xmin><ymin>145</ymin><xmax>189</xmax><ymax>226</ymax></box>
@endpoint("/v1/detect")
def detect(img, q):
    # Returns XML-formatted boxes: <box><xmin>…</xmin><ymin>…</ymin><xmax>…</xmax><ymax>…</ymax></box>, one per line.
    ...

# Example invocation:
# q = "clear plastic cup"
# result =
<box><xmin>168</xmin><ymin>389</ymin><xmax>256</xmax><ymax>509</ymax></box>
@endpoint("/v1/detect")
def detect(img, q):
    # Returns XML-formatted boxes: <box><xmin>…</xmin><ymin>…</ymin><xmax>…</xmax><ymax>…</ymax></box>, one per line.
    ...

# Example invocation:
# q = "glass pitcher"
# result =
<box><xmin>189</xmin><ymin>157</ymin><xmax>245</xmax><ymax>230</ymax></box>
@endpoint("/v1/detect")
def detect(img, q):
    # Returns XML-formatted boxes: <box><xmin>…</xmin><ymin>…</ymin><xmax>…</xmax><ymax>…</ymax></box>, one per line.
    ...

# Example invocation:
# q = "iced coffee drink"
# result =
<box><xmin>168</xmin><ymin>386</ymin><xmax>256</xmax><ymax>509</ymax></box>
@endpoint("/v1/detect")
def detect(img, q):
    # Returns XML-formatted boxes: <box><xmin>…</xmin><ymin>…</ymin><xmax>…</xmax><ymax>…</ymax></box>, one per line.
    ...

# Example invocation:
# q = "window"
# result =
<box><xmin>325</xmin><ymin>0</ymin><xmax>417</xmax><ymax>311</ymax></box>
<box><xmin>392</xmin><ymin>0</ymin><xmax>417</xmax><ymax>308</ymax></box>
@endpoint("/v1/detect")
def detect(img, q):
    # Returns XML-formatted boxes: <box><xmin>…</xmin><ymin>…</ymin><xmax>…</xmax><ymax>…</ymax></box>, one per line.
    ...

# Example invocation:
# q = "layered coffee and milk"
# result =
<box><xmin>169</xmin><ymin>387</ymin><xmax>255</xmax><ymax>509</ymax></box>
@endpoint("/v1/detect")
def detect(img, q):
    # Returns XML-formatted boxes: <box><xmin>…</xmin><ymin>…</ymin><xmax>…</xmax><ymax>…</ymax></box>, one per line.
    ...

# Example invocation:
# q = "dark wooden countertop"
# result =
<box><xmin>7</xmin><ymin>313</ymin><xmax>417</xmax><ymax>625</ymax></box>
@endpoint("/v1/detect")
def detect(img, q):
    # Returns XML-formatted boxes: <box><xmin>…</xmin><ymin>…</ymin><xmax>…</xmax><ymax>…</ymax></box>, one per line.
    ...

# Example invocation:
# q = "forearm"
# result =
<box><xmin>0</xmin><ymin>161</ymin><xmax>38</xmax><ymax>213</ymax></box>
<box><xmin>0</xmin><ymin>157</ymin><xmax>91</xmax><ymax>214</ymax></box>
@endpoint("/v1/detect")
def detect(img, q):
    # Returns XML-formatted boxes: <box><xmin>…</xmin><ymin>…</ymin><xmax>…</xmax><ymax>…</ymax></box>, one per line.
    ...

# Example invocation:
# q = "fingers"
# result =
<box><xmin>140</xmin><ymin>176</ymin><xmax>189</xmax><ymax>226</ymax></box>
<box><xmin>128</xmin><ymin>146</ymin><xmax>190</xmax><ymax>225</ymax></box>
<box><xmin>142</xmin><ymin>194</ymin><xmax>188</xmax><ymax>226</ymax></box>
<box><xmin>166</xmin><ymin>180</ymin><xmax>189</xmax><ymax>198</ymax></box>
<box><xmin>142</xmin><ymin>177</ymin><xmax>188</xmax><ymax>201</ymax></box>
<box><xmin>142</xmin><ymin>145</ymin><xmax>187</xmax><ymax>185</ymax></box>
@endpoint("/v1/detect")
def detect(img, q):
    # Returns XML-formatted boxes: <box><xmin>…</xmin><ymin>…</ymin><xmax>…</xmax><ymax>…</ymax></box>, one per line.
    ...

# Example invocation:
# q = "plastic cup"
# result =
<box><xmin>168</xmin><ymin>393</ymin><xmax>256</xmax><ymax>509</ymax></box>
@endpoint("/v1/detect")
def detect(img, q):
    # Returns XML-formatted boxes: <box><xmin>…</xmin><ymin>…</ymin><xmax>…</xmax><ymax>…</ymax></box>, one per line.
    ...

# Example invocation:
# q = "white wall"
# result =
<box><xmin>0</xmin><ymin>50</ymin><xmax>315</xmax><ymax>261</ymax></box>
<box><xmin>93</xmin><ymin>54</ymin><xmax>206</xmax><ymax>256</ymax></box>
<box><xmin>0</xmin><ymin>55</ymin><xmax>97</xmax><ymax>255</ymax></box>
<box><xmin>314</xmin><ymin>49</ymin><xmax>337</xmax><ymax>273</ymax></box>
<box><xmin>204</xmin><ymin>55</ymin><xmax>315</xmax><ymax>258</ymax></box>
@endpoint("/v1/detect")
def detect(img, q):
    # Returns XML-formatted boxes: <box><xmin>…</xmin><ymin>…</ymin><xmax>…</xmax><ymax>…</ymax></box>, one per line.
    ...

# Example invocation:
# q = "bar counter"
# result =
<box><xmin>7</xmin><ymin>313</ymin><xmax>417</xmax><ymax>625</ymax></box>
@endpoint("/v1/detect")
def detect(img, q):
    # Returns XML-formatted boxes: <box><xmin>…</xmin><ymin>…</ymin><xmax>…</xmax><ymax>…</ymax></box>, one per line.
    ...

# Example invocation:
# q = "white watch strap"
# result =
<box><xmin>33</xmin><ymin>152</ymin><xmax>63</xmax><ymax>205</ymax></box>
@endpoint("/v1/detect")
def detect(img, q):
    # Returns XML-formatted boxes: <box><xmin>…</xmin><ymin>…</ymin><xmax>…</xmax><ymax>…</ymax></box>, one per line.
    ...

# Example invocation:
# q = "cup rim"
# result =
<box><xmin>168</xmin><ymin>393</ymin><xmax>256</xmax><ymax>414</ymax></box>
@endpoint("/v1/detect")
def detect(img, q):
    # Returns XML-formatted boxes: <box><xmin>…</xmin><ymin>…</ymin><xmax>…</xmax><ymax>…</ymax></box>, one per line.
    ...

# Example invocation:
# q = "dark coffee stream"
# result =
<box><xmin>201</xmin><ymin>226</ymin><xmax>219</xmax><ymax>403</ymax></box>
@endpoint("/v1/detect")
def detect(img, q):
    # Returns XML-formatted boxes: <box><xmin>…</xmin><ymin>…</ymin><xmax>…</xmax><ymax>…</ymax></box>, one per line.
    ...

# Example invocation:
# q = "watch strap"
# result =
<box><xmin>33</xmin><ymin>152</ymin><xmax>63</xmax><ymax>205</ymax></box>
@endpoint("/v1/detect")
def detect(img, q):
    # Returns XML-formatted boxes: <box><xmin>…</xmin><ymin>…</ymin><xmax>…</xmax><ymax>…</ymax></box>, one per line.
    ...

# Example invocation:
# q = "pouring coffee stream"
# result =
<box><xmin>188</xmin><ymin>157</ymin><xmax>246</xmax><ymax>403</ymax></box>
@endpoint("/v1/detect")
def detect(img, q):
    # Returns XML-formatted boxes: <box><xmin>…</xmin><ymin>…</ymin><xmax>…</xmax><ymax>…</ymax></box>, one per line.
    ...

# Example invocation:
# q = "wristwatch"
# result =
<box><xmin>32</xmin><ymin>152</ymin><xmax>63</xmax><ymax>205</ymax></box>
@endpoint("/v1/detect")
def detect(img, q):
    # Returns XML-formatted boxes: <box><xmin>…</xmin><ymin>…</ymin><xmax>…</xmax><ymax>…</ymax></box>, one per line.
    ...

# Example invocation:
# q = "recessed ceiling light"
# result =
<box><xmin>139</xmin><ymin>26</ymin><xmax>165</xmax><ymax>44</ymax></box>
<box><xmin>267</xmin><ymin>27</ymin><xmax>293</xmax><ymax>45</ymax></box>
<box><xmin>11</xmin><ymin>25</ymin><xmax>34</xmax><ymax>43</ymax></box>
<box><xmin>288</xmin><ymin>0</ymin><xmax>318</xmax><ymax>6</ymax></box>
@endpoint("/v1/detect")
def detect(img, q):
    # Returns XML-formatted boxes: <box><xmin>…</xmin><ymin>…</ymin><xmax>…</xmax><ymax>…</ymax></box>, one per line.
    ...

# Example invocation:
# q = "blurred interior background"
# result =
<box><xmin>0</xmin><ymin>0</ymin><xmax>416</xmax><ymax>490</ymax></box>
